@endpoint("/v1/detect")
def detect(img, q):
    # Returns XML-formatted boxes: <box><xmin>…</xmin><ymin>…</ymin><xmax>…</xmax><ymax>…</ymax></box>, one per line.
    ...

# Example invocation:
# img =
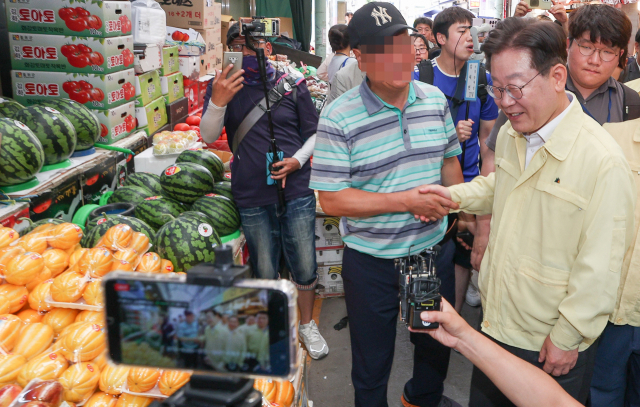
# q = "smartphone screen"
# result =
<box><xmin>105</xmin><ymin>279</ymin><xmax>290</xmax><ymax>377</ymax></box>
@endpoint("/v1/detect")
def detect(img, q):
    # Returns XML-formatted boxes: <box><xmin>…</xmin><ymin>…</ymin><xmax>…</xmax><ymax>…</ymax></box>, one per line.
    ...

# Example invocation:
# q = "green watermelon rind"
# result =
<box><xmin>134</xmin><ymin>196</ymin><xmax>186</xmax><ymax>231</ymax></box>
<box><xmin>211</xmin><ymin>181</ymin><xmax>234</xmax><ymax>201</ymax></box>
<box><xmin>0</xmin><ymin>97</ymin><xmax>24</xmax><ymax>119</ymax></box>
<box><xmin>0</xmin><ymin>118</ymin><xmax>45</xmax><ymax>186</ymax></box>
<box><xmin>191</xmin><ymin>194</ymin><xmax>240</xmax><ymax>237</ymax></box>
<box><xmin>38</xmin><ymin>99</ymin><xmax>100</xmax><ymax>151</ymax></box>
<box><xmin>108</xmin><ymin>185</ymin><xmax>154</xmax><ymax>205</ymax></box>
<box><xmin>175</xmin><ymin>150</ymin><xmax>225</xmax><ymax>182</ymax></box>
<box><xmin>160</xmin><ymin>163</ymin><xmax>214</xmax><ymax>204</ymax></box>
<box><xmin>124</xmin><ymin>173</ymin><xmax>163</xmax><ymax>195</ymax></box>
<box><xmin>154</xmin><ymin>217</ymin><xmax>222</xmax><ymax>272</ymax></box>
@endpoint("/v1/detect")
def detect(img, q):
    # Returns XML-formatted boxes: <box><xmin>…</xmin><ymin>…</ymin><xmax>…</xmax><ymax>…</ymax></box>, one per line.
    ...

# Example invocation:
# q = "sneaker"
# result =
<box><xmin>465</xmin><ymin>279</ymin><xmax>481</xmax><ymax>307</ymax></box>
<box><xmin>401</xmin><ymin>393</ymin><xmax>462</xmax><ymax>407</ymax></box>
<box><xmin>299</xmin><ymin>320</ymin><xmax>329</xmax><ymax>360</ymax></box>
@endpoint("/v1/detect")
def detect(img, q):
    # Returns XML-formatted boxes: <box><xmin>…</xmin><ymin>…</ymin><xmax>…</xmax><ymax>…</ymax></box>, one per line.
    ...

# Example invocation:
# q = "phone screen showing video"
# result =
<box><xmin>105</xmin><ymin>279</ymin><xmax>290</xmax><ymax>376</ymax></box>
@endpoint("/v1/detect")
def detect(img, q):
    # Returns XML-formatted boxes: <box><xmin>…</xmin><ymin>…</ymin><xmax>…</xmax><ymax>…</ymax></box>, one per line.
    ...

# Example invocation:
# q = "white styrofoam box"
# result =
<box><xmin>132</xmin><ymin>1</ymin><xmax>167</xmax><ymax>44</ymax></box>
<box><xmin>314</xmin><ymin>216</ymin><xmax>344</xmax><ymax>250</ymax></box>
<box><xmin>133</xmin><ymin>142</ymin><xmax>203</xmax><ymax>175</ymax></box>
<box><xmin>179</xmin><ymin>56</ymin><xmax>200</xmax><ymax>81</ymax></box>
<box><xmin>134</xmin><ymin>44</ymin><xmax>162</xmax><ymax>74</ymax></box>
<box><xmin>316</xmin><ymin>264</ymin><xmax>344</xmax><ymax>298</ymax></box>
<box><xmin>316</xmin><ymin>248</ymin><xmax>343</xmax><ymax>266</ymax></box>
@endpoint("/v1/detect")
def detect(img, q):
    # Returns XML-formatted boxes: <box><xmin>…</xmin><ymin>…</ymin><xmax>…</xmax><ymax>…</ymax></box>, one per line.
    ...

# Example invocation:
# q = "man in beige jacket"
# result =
<box><xmin>420</xmin><ymin>17</ymin><xmax>636</xmax><ymax>406</ymax></box>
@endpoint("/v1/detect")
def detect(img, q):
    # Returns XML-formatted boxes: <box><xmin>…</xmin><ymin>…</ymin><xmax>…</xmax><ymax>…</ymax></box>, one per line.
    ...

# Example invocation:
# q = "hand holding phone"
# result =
<box><xmin>223</xmin><ymin>52</ymin><xmax>243</xmax><ymax>77</ymax></box>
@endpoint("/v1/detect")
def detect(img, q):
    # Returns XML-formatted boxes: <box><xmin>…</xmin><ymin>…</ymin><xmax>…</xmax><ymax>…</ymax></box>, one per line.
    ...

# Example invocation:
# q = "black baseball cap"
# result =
<box><xmin>348</xmin><ymin>2</ymin><xmax>415</xmax><ymax>48</ymax></box>
<box><xmin>227</xmin><ymin>22</ymin><xmax>240</xmax><ymax>46</ymax></box>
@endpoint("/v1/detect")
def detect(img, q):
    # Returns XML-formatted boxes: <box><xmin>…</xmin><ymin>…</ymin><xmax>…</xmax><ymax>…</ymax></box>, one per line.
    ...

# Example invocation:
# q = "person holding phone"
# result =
<box><xmin>199</xmin><ymin>24</ymin><xmax>328</xmax><ymax>360</ymax></box>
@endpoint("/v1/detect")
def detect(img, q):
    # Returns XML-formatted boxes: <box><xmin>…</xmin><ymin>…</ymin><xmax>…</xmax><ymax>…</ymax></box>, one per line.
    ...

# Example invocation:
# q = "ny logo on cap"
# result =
<box><xmin>371</xmin><ymin>6</ymin><xmax>392</xmax><ymax>26</ymax></box>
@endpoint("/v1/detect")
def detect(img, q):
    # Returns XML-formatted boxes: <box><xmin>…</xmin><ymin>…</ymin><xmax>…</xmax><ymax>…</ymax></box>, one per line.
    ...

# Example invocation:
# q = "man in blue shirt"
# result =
<box><xmin>431</xmin><ymin>8</ymin><xmax>498</xmax><ymax>314</ymax></box>
<box><xmin>176</xmin><ymin>310</ymin><xmax>200</xmax><ymax>368</ymax></box>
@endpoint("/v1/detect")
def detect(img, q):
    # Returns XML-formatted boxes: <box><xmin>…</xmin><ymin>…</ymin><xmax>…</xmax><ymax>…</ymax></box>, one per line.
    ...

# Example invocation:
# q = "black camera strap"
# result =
<box><xmin>231</xmin><ymin>74</ymin><xmax>303</xmax><ymax>154</ymax></box>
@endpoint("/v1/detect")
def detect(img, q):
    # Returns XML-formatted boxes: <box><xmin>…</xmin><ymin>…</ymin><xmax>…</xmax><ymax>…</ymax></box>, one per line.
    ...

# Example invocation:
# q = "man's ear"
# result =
<box><xmin>550</xmin><ymin>63</ymin><xmax>568</xmax><ymax>93</ymax></box>
<box><xmin>265</xmin><ymin>42</ymin><xmax>273</xmax><ymax>57</ymax></box>
<box><xmin>353</xmin><ymin>48</ymin><xmax>363</xmax><ymax>70</ymax></box>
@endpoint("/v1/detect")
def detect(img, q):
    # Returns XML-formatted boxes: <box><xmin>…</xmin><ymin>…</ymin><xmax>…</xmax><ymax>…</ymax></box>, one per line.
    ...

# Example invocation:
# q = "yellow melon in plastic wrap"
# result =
<box><xmin>5</xmin><ymin>251</ymin><xmax>45</xmax><ymax>286</ymax></box>
<box><xmin>0</xmin><ymin>314</ymin><xmax>24</xmax><ymax>352</ymax></box>
<box><xmin>102</xmin><ymin>225</ymin><xmax>133</xmax><ymax>251</ymax></box>
<box><xmin>0</xmin><ymin>295</ymin><xmax>9</xmax><ymax>315</ymax></box>
<box><xmin>113</xmin><ymin>248</ymin><xmax>139</xmax><ymax>265</ymax></box>
<box><xmin>25</xmin><ymin>266</ymin><xmax>52</xmax><ymax>292</ymax></box>
<box><xmin>60</xmin><ymin>321</ymin><xmax>106</xmax><ymax>362</ymax></box>
<box><xmin>69</xmin><ymin>248</ymin><xmax>88</xmax><ymax>267</ymax></box>
<box><xmin>66</xmin><ymin>243</ymin><xmax>82</xmax><ymax>256</ymax></box>
<box><xmin>18</xmin><ymin>231</ymin><xmax>49</xmax><ymax>254</ymax></box>
<box><xmin>42</xmin><ymin>249</ymin><xmax>70</xmax><ymax>277</ymax></box>
<box><xmin>51</xmin><ymin>272</ymin><xmax>87</xmax><ymax>303</ymax></box>
<box><xmin>0</xmin><ymin>284</ymin><xmax>29</xmax><ymax>313</ymax></box>
<box><xmin>59</xmin><ymin>362</ymin><xmax>101</xmax><ymax>403</ymax></box>
<box><xmin>28</xmin><ymin>279</ymin><xmax>53</xmax><ymax>312</ymax></box>
<box><xmin>16</xmin><ymin>309</ymin><xmax>44</xmax><ymax>323</ymax></box>
<box><xmin>85</xmin><ymin>392</ymin><xmax>119</xmax><ymax>407</ymax></box>
<box><xmin>0</xmin><ymin>245</ymin><xmax>25</xmax><ymax>276</ymax></box>
<box><xmin>115</xmin><ymin>393</ymin><xmax>155</xmax><ymax>407</ymax></box>
<box><xmin>110</xmin><ymin>260</ymin><xmax>134</xmax><ymax>272</ymax></box>
<box><xmin>126</xmin><ymin>368</ymin><xmax>160</xmax><ymax>393</ymax></box>
<box><xmin>13</xmin><ymin>322</ymin><xmax>54</xmax><ymax>360</ymax></box>
<box><xmin>158</xmin><ymin>371</ymin><xmax>191</xmax><ymax>396</ymax></box>
<box><xmin>160</xmin><ymin>260</ymin><xmax>174</xmax><ymax>274</ymax></box>
<box><xmin>17</xmin><ymin>349</ymin><xmax>69</xmax><ymax>387</ymax></box>
<box><xmin>253</xmin><ymin>379</ymin><xmax>276</xmax><ymax>402</ymax></box>
<box><xmin>92</xmin><ymin>351</ymin><xmax>108</xmax><ymax>371</ymax></box>
<box><xmin>136</xmin><ymin>253</ymin><xmax>161</xmax><ymax>273</ymax></box>
<box><xmin>0</xmin><ymin>354</ymin><xmax>27</xmax><ymax>386</ymax></box>
<box><xmin>83</xmin><ymin>281</ymin><xmax>104</xmax><ymax>306</ymax></box>
<box><xmin>48</xmin><ymin>223</ymin><xmax>83</xmax><ymax>250</ymax></box>
<box><xmin>129</xmin><ymin>232</ymin><xmax>149</xmax><ymax>255</ymax></box>
<box><xmin>42</xmin><ymin>308</ymin><xmax>80</xmax><ymax>336</ymax></box>
<box><xmin>79</xmin><ymin>248</ymin><xmax>114</xmax><ymax>278</ymax></box>
<box><xmin>99</xmin><ymin>365</ymin><xmax>130</xmax><ymax>395</ymax></box>
<box><xmin>0</xmin><ymin>227</ymin><xmax>19</xmax><ymax>249</ymax></box>
<box><xmin>75</xmin><ymin>311</ymin><xmax>105</xmax><ymax>326</ymax></box>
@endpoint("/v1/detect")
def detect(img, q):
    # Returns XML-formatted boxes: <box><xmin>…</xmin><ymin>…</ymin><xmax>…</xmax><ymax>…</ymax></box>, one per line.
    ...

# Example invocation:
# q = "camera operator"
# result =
<box><xmin>200</xmin><ymin>24</ymin><xmax>329</xmax><ymax>360</ymax></box>
<box><xmin>419</xmin><ymin>17</ymin><xmax>636</xmax><ymax>406</ymax></box>
<box><xmin>310</xmin><ymin>3</ymin><xmax>465</xmax><ymax>406</ymax></box>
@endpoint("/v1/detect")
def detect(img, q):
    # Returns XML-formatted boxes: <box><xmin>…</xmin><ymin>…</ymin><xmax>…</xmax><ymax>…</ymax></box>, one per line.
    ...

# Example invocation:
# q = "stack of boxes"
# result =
<box><xmin>161</xmin><ymin>46</ymin><xmax>188</xmax><ymax>130</ymax></box>
<box><xmin>314</xmin><ymin>216</ymin><xmax>345</xmax><ymax>298</ymax></box>
<box><xmin>157</xmin><ymin>0</ymin><xmax>223</xmax><ymax>115</ymax></box>
<box><xmin>6</xmin><ymin>0</ymin><xmax>137</xmax><ymax>145</ymax></box>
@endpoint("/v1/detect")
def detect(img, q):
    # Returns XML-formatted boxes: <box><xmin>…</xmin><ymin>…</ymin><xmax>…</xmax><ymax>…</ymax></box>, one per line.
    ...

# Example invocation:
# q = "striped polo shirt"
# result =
<box><xmin>310</xmin><ymin>79</ymin><xmax>461</xmax><ymax>259</ymax></box>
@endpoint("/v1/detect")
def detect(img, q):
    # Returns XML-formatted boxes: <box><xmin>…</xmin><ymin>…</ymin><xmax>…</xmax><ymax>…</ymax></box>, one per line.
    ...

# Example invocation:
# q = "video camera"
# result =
<box><xmin>239</xmin><ymin>17</ymin><xmax>281</xmax><ymax>38</ymax></box>
<box><xmin>397</xmin><ymin>247</ymin><xmax>442</xmax><ymax>330</ymax></box>
<box><xmin>103</xmin><ymin>246</ymin><xmax>298</xmax><ymax>407</ymax></box>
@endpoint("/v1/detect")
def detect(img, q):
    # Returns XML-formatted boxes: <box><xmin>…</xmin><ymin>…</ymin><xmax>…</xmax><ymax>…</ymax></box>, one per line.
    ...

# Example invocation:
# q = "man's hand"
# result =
<box><xmin>457</xmin><ymin>218</ymin><xmax>476</xmax><ymax>250</ymax></box>
<box><xmin>538</xmin><ymin>335</ymin><xmax>578</xmax><ymax>376</ymax></box>
<box><xmin>271</xmin><ymin>157</ymin><xmax>301</xmax><ymax>188</ymax></box>
<box><xmin>456</xmin><ymin>119</ymin><xmax>474</xmax><ymax>143</ymax></box>
<box><xmin>514</xmin><ymin>1</ymin><xmax>532</xmax><ymax>17</ymax></box>
<box><xmin>409</xmin><ymin>299</ymin><xmax>473</xmax><ymax>350</ymax></box>
<box><xmin>471</xmin><ymin>216</ymin><xmax>491</xmax><ymax>270</ymax></box>
<box><xmin>210</xmin><ymin>63</ymin><xmax>245</xmax><ymax>108</ymax></box>
<box><xmin>550</xmin><ymin>0</ymin><xmax>568</xmax><ymax>23</ymax></box>
<box><xmin>405</xmin><ymin>185</ymin><xmax>458</xmax><ymax>222</ymax></box>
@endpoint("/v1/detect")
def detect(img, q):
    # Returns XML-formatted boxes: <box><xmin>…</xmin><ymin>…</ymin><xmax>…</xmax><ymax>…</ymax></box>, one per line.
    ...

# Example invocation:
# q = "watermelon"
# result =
<box><xmin>0</xmin><ymin>97</ymin><xmax>24</xmax><ymax>118</ymax></box>
<box><xmin>134</xmin><ymin>196</ymin><xmax>186</xmax><ymax>230</ymax></box>
<box><xmin>160</xmin><ymin>163</ymin><xmax>214</xmax><ymax>204</ymax></box>
<box><xmin>14</xmin><ymin>105</ymin><xmax>77</xmax><ymax>165</ymax></box>
<box><xmin>0</xmin><ymin>118</ymin><xmax>45</xmax><ymax>186</ymax></box>
<box><xmin>108</xmin><ymin>186</ymin><xmax>154</xmax><ymax>206</ymax></box>
<box><xmin>179</xmin><ymin>211</ymin><xmax>213</xmax><ymax>224</ymax></box>
<box><xmin>211</xmin><ymin>182</ymin><xmax>234</xmax><ymax>201</ymax></box>
<box><xmin>155</xmin><ymin>217</ymin><xmax>221</xmax><ymax>272</ymax></box>
<box><xmin>18</xmin><ymin>217</ymin><xmax>65</xmax><ymax>236</ymax></box>
<box><xmin>176</xmin><ymin>150</ymin><xmax>225</xmax><ymax>182</ymax></box>
<box><xmin>81</xmin><ymin>214</ymin><xmax>156</xmax><ymax>248</ymax></box>
<box><xmin>191</xmin><ymin>194</ymin><xmax>240</xmax><ymax>237</ymax></box>
<box><xmin>125</xmin><ymin>173</ymin><xmax>163</xmax><ymax>195</ymax></box>
<box><xmin>39</xmin><ymin>99</ymin><xmax>100</xmax><ymax>151</ymax></box>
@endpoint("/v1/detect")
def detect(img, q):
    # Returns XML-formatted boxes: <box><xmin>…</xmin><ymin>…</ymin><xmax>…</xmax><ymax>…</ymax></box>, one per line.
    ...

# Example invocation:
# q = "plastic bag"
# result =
<box><xmin>131</xmin><ymin>0</ymin><xmax>166</xmax><ymax>45</ymax></box>
<box><xmin>8</xmin><ymin>379</ymin><xmax>64</xmax><ymax>407</ymax></box>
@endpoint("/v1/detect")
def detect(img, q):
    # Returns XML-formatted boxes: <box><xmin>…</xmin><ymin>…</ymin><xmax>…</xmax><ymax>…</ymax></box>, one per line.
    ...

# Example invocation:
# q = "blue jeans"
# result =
<box><xmin>238</xmin><ymin>194</ymin><xmax>318</xmax><ymax>290</ymax></box>
<box><xmin>591</xmin><ymin>322</ymin><xmax>640</xmax><ymax>407</ymax></box>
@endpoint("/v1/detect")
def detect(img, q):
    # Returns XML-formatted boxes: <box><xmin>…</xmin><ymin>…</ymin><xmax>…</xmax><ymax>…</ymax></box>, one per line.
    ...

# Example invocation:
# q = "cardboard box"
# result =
<box><xmin>197</xmin><ymin>78</ymin><xmax>210</xmax><ymax>107</ymax></box>
<box><xmin>220</xmin><ymin>15</ymin><xmax>235</xmax><ymax>45</ymax></box>
<box><xmin>94</xmin><ymin>102</ymin><xmax>136</xmax><ymax>144</ymax></box>
<box><xmin>278</xmin><ymin>17</ymin><xmax>294</xmax><ymax>38</ymax></box>
<box><xmin>214</xmin><ymin>43</ymin><xmax>223</xmax><ymax>71</ymax></box>
<box><xmin>9</xmin><ymin>34</ymin><xmax>134</xmax><ymax>74</ymax></box>
<box><xmin>0</xmin><ymin>203</ymin><xmax>30</xmax><ymax>233</ymax></box>
<box><xmin>135</xmin><ymin>96</ymin><xmax>168</xmax><ymax>134</ymax></box>
<box><xmin>6</xmin><ymin>0</ymin><xmax>132</xmax><ymax>38</ymax></box>
<box><xmin>28</xmin><ymin>175</ymin><xmax>83</xmax><ymax>222</ymax></box>
<box><xmin>11</xmin><ymin>69</ymin><xmax>135</xmax><ymax>110</ymax></box>
<box><xmin>166</xmin><ymin>97</ymin><xmax>188</xmax><ymax>124</ymax></box>
<box><xmin>160</xmin><ymin>45</ymin><xmax>179</xmax><ymax>76</ymax></box>
<box><xmin>195</xmin><ymin>27</ymin><xmax>220</xmax><ymax>54</ymax></box>
<box><xmin>159</xmin><ymin>0</ymin><xmax>221</xmax><ymax>29</ymax></box>
<box><xmin>179</xmin><ymin>56</ymin><xmax>200</xmax><ymax>81</ymax></box>
<box><xmin>81</xmin><ymin>154</ymin><xmax>117</xmax><ymax>205</ymax></box>
<box><xmin>166</xmin><ymin>27</ymin><xmax>206</xmax><ymax>56</ymax></box>
<box><xmin>316</xmin><ymin>248</ymin><xmax>344</xmax><ymax>265</ymax></box>
<box><xmin>161</xmin><ymin>72</ymin><xmax>184</xmax><ymax>104</ymax></box>
<box><xmin>134</xmin><ymin>43</ymin><xmax>162</xmax><ymax>74</ymax></box>
<box><xmin>113</xmin><ymin>131</ymin><xmax>148</xmax><ymax>186</ymax></box>
<box><xmin>315</xmin><ymin>216</ymin><xmax>344</xmax><ymax>250</ymax></box>
<box><xmin>135</xmin><ymin>70</ymin><xmax>162</xmax><ymax>106</ymax></box>
<box><xmin>316</xmin><ymin>264</ymin><xmax>344</xmax><ymax>298</ymax></box>
<box><xmin>184</xmin><ymin>83</ymin><xmax>198</xmax><ymax>114</ymax></box>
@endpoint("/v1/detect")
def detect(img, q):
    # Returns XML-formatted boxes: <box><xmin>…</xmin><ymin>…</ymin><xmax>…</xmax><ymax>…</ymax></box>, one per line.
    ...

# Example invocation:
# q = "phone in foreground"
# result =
<box><xmin>103</xmin><ymin>271</ymin><xmax>297</xmax><ymax>379</ymax></box>
<box><xmin>525</xmin><ymin>0</ymin><xmax>552</xmax><ymax>9</ymax></box>
<box><xmin>223</xmin><ymin>52</ymin><xmax>243</xmax><ymax>76</ymax></box>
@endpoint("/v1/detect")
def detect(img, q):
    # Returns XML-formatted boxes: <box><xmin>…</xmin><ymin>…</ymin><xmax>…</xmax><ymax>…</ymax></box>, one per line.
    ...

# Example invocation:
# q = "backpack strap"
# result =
<box><xmin>622</xmin><ymin>82</ymin><xmax>640</xmax><ymax>121</ymax></box>
<box><xmin>417</xmin><ymin>59</ymin><xmax>434</xmax><ymax>84</ymax></box>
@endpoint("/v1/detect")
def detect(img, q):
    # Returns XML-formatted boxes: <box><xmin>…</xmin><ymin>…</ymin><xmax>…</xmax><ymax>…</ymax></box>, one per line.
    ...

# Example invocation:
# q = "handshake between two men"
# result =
<box><xmin>406</xmin><ymin>184</ymin><xmax>457</xmax><ymax>223</ymax></box>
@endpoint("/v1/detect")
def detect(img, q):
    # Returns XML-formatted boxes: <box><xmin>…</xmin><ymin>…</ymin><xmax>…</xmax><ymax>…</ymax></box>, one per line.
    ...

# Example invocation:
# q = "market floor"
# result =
<box><xmin>307</xmin><ymin>297</ymin><xmax>482</xmax><ymax>407</ymax></box>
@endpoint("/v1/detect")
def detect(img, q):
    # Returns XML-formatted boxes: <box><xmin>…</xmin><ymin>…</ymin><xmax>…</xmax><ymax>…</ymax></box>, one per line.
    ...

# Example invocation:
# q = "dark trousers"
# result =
<box><xmin>342</xmin><ymin>240</ymin><xmax>456</xmax><ymax>407</ymax></box>
<box><xmin>469</xmin><ymin>333</ymin><xmax>599</xmax><ymax>407</ymax></box>
<box><xmin>180</xmin><ymin>350</ymin><xmax>198</xmax><ymax>368</ymax></box>
<box><xmin>590</xmin><ymin>322</ymin><xmax>640</xmax><ymax>407</ymax></box>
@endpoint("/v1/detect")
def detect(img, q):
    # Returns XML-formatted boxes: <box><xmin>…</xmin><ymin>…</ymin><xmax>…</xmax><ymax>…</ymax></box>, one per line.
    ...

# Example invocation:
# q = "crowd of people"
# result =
<box><xmin>156</xmin><ymin>309</ymin><xmax>270</xmax><ymax>373</ymax></box>
<box><xmin>200</xmin><ymin>2</ymin><xmax>640</xmax><ymax>406</ymax></box>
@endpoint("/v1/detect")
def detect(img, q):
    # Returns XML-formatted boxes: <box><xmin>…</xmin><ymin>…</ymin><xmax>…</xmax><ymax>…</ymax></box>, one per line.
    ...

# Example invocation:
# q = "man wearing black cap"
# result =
<box><xmin>310</xmin><ymin>3</ymin><xmax>464</xmax><ymax>407</ymax></box>
<box><xmin>199</xmin><ymin>23</ymin><xmax>329</xmax><ymax>360</ymax></box>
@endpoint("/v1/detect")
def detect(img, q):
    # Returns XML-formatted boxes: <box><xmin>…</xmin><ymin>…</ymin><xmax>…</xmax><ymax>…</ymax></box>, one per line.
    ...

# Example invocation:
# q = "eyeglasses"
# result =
<box><xmin>415</xmin><ymin>47</ymin><xmax>427</xmax><ymax>54</ymax></box>
<box><xmin>573</xmin><ymin>39</ymin><xmax>619</xmax><ymax>62</ymax></box>
<box><xmin>229</xmin><ymin>41</ymin><xmax>267</xmax><ymax>52</ymax></box>
<box><xmin>486</xmin><ymin>71</ymin><xmax>541</xmax><ymax>100</ymax></box>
